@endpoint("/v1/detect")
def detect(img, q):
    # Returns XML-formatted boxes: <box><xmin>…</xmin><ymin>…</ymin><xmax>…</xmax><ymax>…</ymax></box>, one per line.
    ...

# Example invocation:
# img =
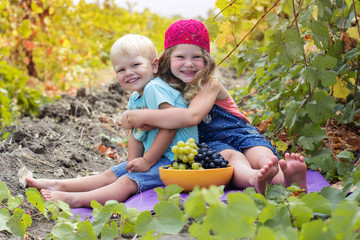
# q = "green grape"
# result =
<box><xmin>181</xmin><ymin>155</ymin><xmax>189</xmax><ymax>163</ymax></box>
<box><xmin>199</xmin><ymin>167</ymin><xmax>204</xmax><ymax>170</ymax></box>
<box><xmin>183</xmin><ymin>146</ymin><xmax>191</xmax><ymax>154</ymax></box>
<box><xmin>184</xmin><ymin>142</ymin><xmax>191</xmax><ymax>147</ymax></box>
<box><xmin>177</xmin><ymin>141</ymin><xmax>185</xmax><ymax>147</ymax></box>
<box><xmin>172</xmin><ymin>161</ymin><xmax>179</xmax><ymax>169</ymax></box>
<box><xmin>192</xmin><ymin>162</ymin><xmax>200</xmax><ymax>170</ymax></box>
<box><xmin>190</xmin><ymin>143</ymin><xmax>198</xmax><ymax>149</ymax></box>
<box><xmin>187</xmin><ymin>138</ymin><xmax>196</xmax><ymax>143</ymax></box>
<box><xmin>188</xmin><ymin>153</ymin><xmax>195</xmax><ymax>160</ymax></box>
<box><xmin>191</xmin><ymin>149</ymin><xmax>198</xmax><ymax>155</ymax></box>
<box><xmin>189</xmin><ymin>160</ymin><xmax>195</xmax><ymax>165</ymax></box>
<box><xmin>179</xmin><ymin>163</ymin><xmax>188</xmax><ymax>170</ymax></box>
<box><xmin>179</xmin><ymin>153</ymin><xmax>185</xmax><ymax>160</ymax></box>
<box><xmin>174</xmin><ymin>153</ymin><xmax>179</xmax><ymax>161</ymax></box>
<box><xmin>171</xmin><ymin>145</ymin><xmax>178</xmax><ymax>153</ymax></box>
<box><xmin>178</xmin><ymin>147</ymin><xmax>184</xmax><ymax>153</ymax></box>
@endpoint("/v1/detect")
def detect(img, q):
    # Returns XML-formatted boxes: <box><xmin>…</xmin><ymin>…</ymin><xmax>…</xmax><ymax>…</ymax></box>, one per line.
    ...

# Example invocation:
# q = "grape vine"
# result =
<box><xmin>206</xmin><ymin>0</ymin><xmax>360</xmax><ymax>181</ymax></box>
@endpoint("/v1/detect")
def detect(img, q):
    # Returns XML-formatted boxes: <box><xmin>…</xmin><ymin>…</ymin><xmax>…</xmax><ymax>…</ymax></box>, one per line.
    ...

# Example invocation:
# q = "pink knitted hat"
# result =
<box><xmin>164</xmin><ymin>19</ymin><xmax>210</xmax><ymax>53</ymax></box>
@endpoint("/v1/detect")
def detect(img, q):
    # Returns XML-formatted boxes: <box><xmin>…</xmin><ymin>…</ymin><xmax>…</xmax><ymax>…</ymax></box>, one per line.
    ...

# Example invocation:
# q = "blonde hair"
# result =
<box><xmin>110</xmin><ymin>34</ymin><xmax>158</xmax><ymax>66</ymax></box>
<box><xmin>158</xmin><ymin>46</ymin><xmax>216</xmax><ymax>104</ymax></box>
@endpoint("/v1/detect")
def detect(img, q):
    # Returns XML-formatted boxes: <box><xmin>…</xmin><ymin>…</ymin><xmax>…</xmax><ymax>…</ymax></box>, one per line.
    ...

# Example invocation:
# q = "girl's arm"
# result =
<box><xmin>122</xmin><ymin>81</ymin><xmax>220</xmax><ymax>129</ymax></box>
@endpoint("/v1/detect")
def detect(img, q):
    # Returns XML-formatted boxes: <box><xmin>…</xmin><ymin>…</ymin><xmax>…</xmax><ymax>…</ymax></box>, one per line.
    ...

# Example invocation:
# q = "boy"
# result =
<box><xmin>26</xmin><ymin>34</ymin><xmax>198</xmax><ymax>208</ymax></box>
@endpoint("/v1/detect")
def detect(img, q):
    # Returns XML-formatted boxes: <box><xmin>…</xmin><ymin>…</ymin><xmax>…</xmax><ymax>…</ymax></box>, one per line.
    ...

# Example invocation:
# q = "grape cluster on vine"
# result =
<box><xmin>168</xmin><ymin>138</ymin><xmax>229</xmax><ymax>170</ymax></box>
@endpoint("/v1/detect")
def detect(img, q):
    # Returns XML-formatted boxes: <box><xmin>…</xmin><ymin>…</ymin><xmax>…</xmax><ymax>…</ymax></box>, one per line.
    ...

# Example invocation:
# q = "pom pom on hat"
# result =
<box><xmin>164</xmin><ymin>19</ymin><xmax>210</xmax><ymax>53</ymax></box>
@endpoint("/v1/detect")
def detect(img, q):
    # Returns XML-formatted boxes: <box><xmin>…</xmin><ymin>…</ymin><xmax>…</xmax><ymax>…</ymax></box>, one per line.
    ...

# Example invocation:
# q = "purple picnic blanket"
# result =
<box><xmin>71</xmin><ymin>169</ymin><xmax>330</xmax><ymax>221</ymax></box>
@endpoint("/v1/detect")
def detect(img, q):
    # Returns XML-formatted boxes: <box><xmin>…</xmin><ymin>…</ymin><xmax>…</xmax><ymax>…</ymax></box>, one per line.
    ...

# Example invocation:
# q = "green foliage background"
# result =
<box><xmin>0</xmin><ymin>0</ymin><xmax>359</xmax><ymax>181</ymax></box>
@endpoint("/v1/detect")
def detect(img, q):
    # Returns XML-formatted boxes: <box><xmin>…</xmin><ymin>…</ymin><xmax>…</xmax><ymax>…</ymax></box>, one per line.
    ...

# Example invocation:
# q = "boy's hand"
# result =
<box><xmin>126</xmin><ymin>157</ymin><xmax>152</xmax><ymax>172</ymax></box>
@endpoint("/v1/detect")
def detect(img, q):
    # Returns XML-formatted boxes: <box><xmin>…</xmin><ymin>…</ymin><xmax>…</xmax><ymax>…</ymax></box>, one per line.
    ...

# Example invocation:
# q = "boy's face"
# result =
<box><xmin>113</xmin><ymin>55</ymin><xmax>158</xmax><ymax>94</ymax></box>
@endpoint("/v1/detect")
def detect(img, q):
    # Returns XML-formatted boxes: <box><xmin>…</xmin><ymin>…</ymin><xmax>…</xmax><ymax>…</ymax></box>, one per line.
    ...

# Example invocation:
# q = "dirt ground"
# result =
<box><xmin>0</xmin><ymin>68</ymin><xmax>245</xmax><ymax>239</ymax></box>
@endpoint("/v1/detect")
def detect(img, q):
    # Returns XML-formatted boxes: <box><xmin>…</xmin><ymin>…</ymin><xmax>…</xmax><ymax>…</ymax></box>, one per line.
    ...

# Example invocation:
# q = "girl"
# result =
<box><xmin>122</xmin><ymin>19</ymin><xmax>307</xmax><ymax>195</ymax></box>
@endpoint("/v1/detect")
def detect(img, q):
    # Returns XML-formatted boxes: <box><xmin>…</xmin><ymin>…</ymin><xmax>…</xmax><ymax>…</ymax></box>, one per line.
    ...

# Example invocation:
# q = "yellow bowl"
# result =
<box><xmin>159</xmin><ymin>165</ymin><xmax>234</xmax><ymax>192</ymax></box>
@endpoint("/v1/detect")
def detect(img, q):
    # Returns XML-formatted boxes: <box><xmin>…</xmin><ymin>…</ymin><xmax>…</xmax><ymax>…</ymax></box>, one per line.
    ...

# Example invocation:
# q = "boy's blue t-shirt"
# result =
<box><xmin>127</xmin><ymin>78</ymin><xmax>198</xmax><ymax>161</ymax></box>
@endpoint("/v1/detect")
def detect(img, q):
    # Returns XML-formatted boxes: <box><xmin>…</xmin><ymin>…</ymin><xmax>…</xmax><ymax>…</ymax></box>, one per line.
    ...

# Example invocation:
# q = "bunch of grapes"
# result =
<box><xmin>194</xmin><ymin>142</ymin><xmax>229</xmax><ymax>169</ymax></box>
<box><xmin>169</xmin><ymin>138</ymin><xmax>229</xmax><ymax>170</ymax></box>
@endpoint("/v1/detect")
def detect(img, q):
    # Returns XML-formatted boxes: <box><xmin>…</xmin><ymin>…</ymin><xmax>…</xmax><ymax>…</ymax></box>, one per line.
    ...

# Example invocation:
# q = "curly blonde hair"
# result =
<box><xmin>157</xmin><ymin>46</ymin><xmax>217</xmax><ymax>104</ymax></box>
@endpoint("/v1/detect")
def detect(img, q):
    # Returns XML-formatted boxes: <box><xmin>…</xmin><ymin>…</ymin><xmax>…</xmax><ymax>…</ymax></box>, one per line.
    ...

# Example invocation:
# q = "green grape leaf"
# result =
<box><xmin>290</xmin><ymin>205</ymin><xmax>313</xmax><ymax>228</ymax></box>
<box><xmin>308</xmin><ymin>21</ymin><xmax>330</xmax><ymax>49</ymax></box>
<box><xmin>76</xmin><ymin>221</ymin><xmax>97</xmax><ymax>239</ymax></box>
<box><xmin>125</xmin><ymin>207</ymin><xmax>140</xmax><ymax>225</ymax></box>
<box><xmin>268</xmin><ymin>32</ymin><xmax>282</xmax><ymax>61</ymax></box>
<box><xmin>303</xmin><ymin>55</ymin><xmax>337</xmax><ymax>88</ymax></box>
<box><xmin>152</xmin><ymin>201</ymin><xmax>187</xmax><ymax>234</ymax></box>
<box><xmin>279</xmin><ymin>29</ymin><xmax>304</xmax><ymax>65</ymax></box>
<box><xmin>8</xmin><ymin>208</ymin><xmax>32</xmax><ymax>239</ymax></box>
<box><xmin>205</xmin><ymin>192</ymin><xmax>258</xmax><ymax>239</ymax></box>
<box><xmin>0</xmin><ymin>181</ymin><xmax>10</xmax><ymax>202</ymax></box>
<box><xmin>284</xmin><ymin>101</ymin><xmax>300</xmax><ymax>131</ymax></box>
<box><xmin>255</xmin><ymin>226</ymin><xmax>276</xmax><ymax>240</ymax></box>
<box><xmin>58</xmin><ymin>200</ymin><xmax>72</xmax><ymax>217</ymax></box>
<box><xmin>306</xmin><ymin>149</ymin><xmax>335</xmax><ymax>172</ymax></box>
<box><xmin>101</xmin><ymin>221</ymin><xmax>118</xmax><ymax>240</ymax></box>
<box><xmin>320</xmin><ymin>186</ymin><xmax>346</xmax><ymax>209</ymax></box>
<box><xmin>164</xmin><ymin>184</ymin><xmax>183</xmax><ymax>200</ymax></box>
<box><xmin>7</xmin><ymin>195</ymin><xmax>24</xmax><ymax>211</ymax></box>
<box><xmin>298</xmin><ymin>123</ymin><xmax>327</xmax><ymax>151</ymax></box>
<box><xmin>258</xmin><ymin>204</ymin><xmax>276</xmax><ymax>224</ymax></box>
<box><xmin>134</xmin><ymin>211</ymin><xmax>154</xmax><ymax>235</ymax></box>
<box><xmin>301</xmin><ymin>192</ymin><xmax>332</xmax><ymax>215</ymax></box>
<box><xmin>26</xmin><ymin>188</ymin><xmax>47</xmax><ymax>217</ymax></box>
<box><xmin>45</xmin><ymin>201</ymin><xmax>61</xmax><ymax>220</ymax></box>
<box><xmin>204</xmin><ymin>18</ymin><xmax>219</xmax><ymax>40</ymax></box>
<box><xmin>154</xmin><ymin>186</ymin><xmax>166</xmax><ymax>202</ymax></box>
<box><xmin>300</xmin><ymin>219</ymin><xmax>333</xmax><ymax>239</ymax></box>
<box><xmin>188</xmin><ymin>222</ymin><xmax>212</xmax><ymax>239</ymax></box>
<box><xmin>51</xmin><ymin>223</ymin><xmax>77</xmax><ymax>240</ymax></box>
<box><xmin>201</xmin><ymin>185</ymin><xmax>224</xmax><ymax>205</ymax></box>
<box><xmin>328</xmin><ymin>201</ymin><xmax>360</xmax><ymax>239</ymax></box>
<box><xmin>17</xmin><ymin>20</ymin><xmax>32</xmax><ymax>38</ymax></box>
<box><xmin>315</xmin><ymin>0</ymin><xmax>332</xmax><ymax>20</ymax></box>
<box><xmin>0</xmin><ymin>208</ymin><xmax>11</xmax><ymax>232</ymax></box>
<box><xmin>306</xmin><ymin>95</ymin><xmax>335</xmax><ymax>124</ymax></box>
<box><xmin>92</xmin><ymin>200</ymin><xmax>118</xmax><ymax>235</ymax></box>
<box><xmin>215</xmin><ymin>0</ymin><xmax>243</xmax><ymax>17</ymax></box>
<box><xmin>184</xmin><ymin>190</ymin><xmax>207</xmax><ymax>220</ymax></box>
<box><xmin>265</xmin><ymin>184</ymin><xmax>289</xmax><ymax>203</ymax></box>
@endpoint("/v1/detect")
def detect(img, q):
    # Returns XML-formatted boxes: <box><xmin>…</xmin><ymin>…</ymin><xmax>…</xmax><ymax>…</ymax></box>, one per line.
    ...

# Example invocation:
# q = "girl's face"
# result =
<box><xmin>113</xmin><ymin>55</ymin><xmax>158</xmax><ymax>95</ymax></box>
<box><xmin>170</xmin><ymin>44</ymin><xmax>205</xmax><ymax>84</ymax></box>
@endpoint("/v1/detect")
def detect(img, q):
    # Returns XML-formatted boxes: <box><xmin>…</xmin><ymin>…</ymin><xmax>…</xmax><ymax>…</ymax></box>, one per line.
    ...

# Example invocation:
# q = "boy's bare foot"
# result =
<box><xmin>279</xmin><ymin>153</ymin><xmax>307</xmax><ymax>192</ymax></box>
<box><xmin>25</xmin><ymin>178</ymin><xmax>61</xmax><ymax>191</ymax></box>
<box><xmin>254</xmin><ymin>156</ymin><xmax>279</xmax><ymax>195</ymax></box>
<box><xmin>41</xmin><ymin>189</ymin><xmax>80</xmax><ymax>208</ymax></box>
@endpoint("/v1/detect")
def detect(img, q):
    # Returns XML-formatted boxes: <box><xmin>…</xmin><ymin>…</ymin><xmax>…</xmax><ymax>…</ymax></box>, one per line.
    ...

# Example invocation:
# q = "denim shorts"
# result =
<box><xmin>111</xmin><ymin>157</ymin><xmax>172</xmax><ymax>194</ymax></box>
<box><xmin>198</xmin><ymin>104</ymin><xmax>278</xmax><ymax>157</ymax></box>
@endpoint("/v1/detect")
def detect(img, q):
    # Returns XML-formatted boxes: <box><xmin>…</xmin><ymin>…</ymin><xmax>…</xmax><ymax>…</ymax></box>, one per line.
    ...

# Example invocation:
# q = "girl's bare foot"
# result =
<box><xmin>25</xmin><ymin>178</ymin><xmax>61</xmax><ymax>191</ymax></box>
<box><xmin>279</xmin><ymin>153</ymin><xmax>307</xmax><ymax>192</ymax></box>
<box><xmin>254</xmin><ymin>156</ymin><xmax>279</xmax><ymax>195</ymax></box>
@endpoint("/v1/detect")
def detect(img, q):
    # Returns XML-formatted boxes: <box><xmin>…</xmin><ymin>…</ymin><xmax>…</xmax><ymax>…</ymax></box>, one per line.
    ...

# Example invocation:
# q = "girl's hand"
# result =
<box><xmin>139</xmin><ymin>125</ymin><xmax>157</xmax><ymax>131</ymax></box>
<box><xmin>121</xmin><ymin>110</ymin><xmax>134</xmax><ymax>129</ymax></box>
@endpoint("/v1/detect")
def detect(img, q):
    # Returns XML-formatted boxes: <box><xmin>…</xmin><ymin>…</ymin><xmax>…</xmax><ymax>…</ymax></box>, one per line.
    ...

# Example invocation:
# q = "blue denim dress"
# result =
<box><xmin>198</xmin><ymin>104</ymin><xmax>278</xmax><ymax>156</ymax></box>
